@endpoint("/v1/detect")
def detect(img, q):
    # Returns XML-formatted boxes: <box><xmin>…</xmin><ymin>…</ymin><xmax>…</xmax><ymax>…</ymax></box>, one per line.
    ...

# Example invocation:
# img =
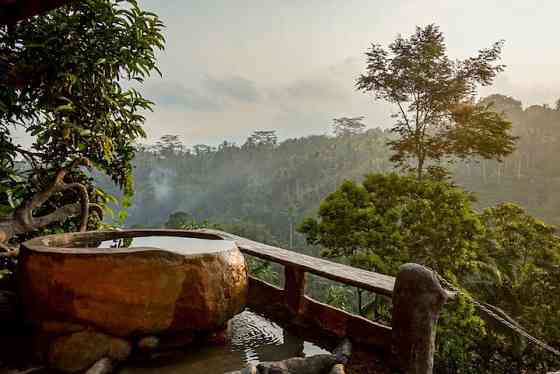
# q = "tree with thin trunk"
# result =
<box><xmin>356</xmin><ymin>24</ymin><xmax>517</xmax><ymax>179</ymax></box>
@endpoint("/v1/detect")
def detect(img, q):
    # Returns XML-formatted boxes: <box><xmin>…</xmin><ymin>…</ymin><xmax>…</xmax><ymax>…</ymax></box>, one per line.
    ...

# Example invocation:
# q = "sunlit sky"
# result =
<box><xmin>121</xmin><ymin>1</ymin><xmax>560</xmax><ymax>146</ymax></box>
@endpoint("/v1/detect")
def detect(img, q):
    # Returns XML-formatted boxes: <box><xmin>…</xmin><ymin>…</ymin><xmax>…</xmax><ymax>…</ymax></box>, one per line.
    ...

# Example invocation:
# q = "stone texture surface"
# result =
<box><xmin>18</xmin><ymin>231</ymin><xmax>248</xmax><ymax>338</ymax></box>
<box><xmin>329</xmin><ymin>364</ymin><xmax>346</xmax><ymax>374</ymax></box>
<box><xmin>227</xmin><ymin>339</ymin><xmax>351</xmax><ymax>374</ymax></box>
<box><xmin>137</xmin><ymin>336</ymin><xmax>159</xmax><ymax>351</ymax></box>
<box><xmin>85</xmin><ymin>358</ymin><xmax>113</xmax><ymax>374</ymax></box>
<box><xmin>39</xmin><ymin>320</ymin><xmax>86</xmax><ymax>335</ymax></box>
<box><xmin>0</xmin><ymin>290</ymin><xmax>17</xmax><ymax>323</ymax></box>
<box><xmin>47</xmin><ymin>330</ymin><xmax>131</xmax><ymax>372</ymax></box>
<box><xmin>156</xmin><ymin>331</ymin><xmax>196</xmax><ymax>350</ymax></box>
<box><xmin>391</xmin><ymin>263</ymin><xmax>448</xmax><ymax>374</ymax></box>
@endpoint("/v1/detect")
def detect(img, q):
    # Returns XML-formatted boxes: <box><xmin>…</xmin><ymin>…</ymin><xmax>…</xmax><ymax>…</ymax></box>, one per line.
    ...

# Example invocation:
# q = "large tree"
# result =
<box><xmin>298</xmin><ymin>174</ymin><xmax>560</xmax><ymax>372</ymax></box>
<box><xmin>0</xmin><ymin>0</ymin><xmax>164</xmax><ymax>248</ymax></box>
<box><xmin>356</xmin><ymin>24</ymin><xmax>517</xmax><ymax>179</ymax></box>
<box><xmin>298</xmin><ymin>173</ymin><xmax>484</xmax><ymax>277</ymax></box>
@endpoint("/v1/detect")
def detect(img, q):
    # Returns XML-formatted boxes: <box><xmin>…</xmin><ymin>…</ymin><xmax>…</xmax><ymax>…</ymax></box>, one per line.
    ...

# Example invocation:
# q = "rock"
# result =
<box><xmin>333</xmin><ymin>338</ymin><xmax>352</xmax><ymax>365</ymax></box>
<box><xmin>391</xmin><ymin>263</ymin><xmax>448</xmax><ymax>374</ymax></box>
<box><xmin>39</xmin><ymin>320</ymin><xmax>86</xmax><ymax>335</ymax></box>
<box><xmin>47</xmin><ymin>330</ymin><xmax>131</xmax><ymax>373</ymax></box>
<box><xmin>19</xmin><ymin>230</ymin><xmax>248</xmax><ymax>337</ymax></box>
<box><xmin>137</xmin><ymin>336</ymin><xmax>160</xmax><ymax>351</ymax></box>
<box><xmin>0</xmin><ymin>290</ymin><xmax>17</xmax><ymax>322</ymax></box>
<box><xmin>329</xmin><ymin>364</ymin><xmax>346</xmax><ymax>374</ymax></box>
<box><xmin>224</xmin><ymin>365</ymin><xmax>258</xmax><ymax>374</ymax></box>
<box><xmin>201</xmin><ymin>324</ymin><xmax>231</xmax><ymax>345</ymax></box>
<box><xmin>257</xmin><ymin>355</ymin><xmax>338</xmax><ymax>374</ymax></box>
<box><xmin>85</xmin><ymin>358</ymin><xmax>113</xmax><ymax>374</ymax></box>
<box><xmin>227</xmin><ymin>339</ymin><xmax>351</xmax><ymax>374</ymax></box>
<box><xmin>157</xmin><ymin>330</ymin><xmax>196</xmax><ymax>350</ymax></box>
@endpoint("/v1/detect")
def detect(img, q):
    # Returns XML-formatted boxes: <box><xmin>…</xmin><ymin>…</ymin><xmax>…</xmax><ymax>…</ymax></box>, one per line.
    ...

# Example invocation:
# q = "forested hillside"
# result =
<box><xmin>104</xmin><ymin>94</ymin><xmax>560</xmax><ymax>246</ymax></box>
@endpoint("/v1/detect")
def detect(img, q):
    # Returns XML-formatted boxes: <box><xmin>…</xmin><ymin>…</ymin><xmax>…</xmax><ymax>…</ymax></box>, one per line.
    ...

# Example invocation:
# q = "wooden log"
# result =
<box><xmin>391</xmin><ymin>263</ymin><xmax>448</xmax><ymax>374</ymax></box>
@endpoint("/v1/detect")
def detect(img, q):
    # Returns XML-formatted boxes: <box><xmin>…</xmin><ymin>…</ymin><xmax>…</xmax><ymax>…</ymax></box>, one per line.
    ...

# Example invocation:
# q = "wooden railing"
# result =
<box><xmin>199</xmin><ymin>229</ymin><xmax>453</xmax><ymax>374</ymax></box>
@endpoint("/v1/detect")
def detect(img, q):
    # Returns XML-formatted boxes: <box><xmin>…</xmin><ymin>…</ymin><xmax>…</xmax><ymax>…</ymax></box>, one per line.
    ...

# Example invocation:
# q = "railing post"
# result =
<box><xmin>391</xmin><ymin>263</ymin><xmax>448</xmax><ymax>374</ymax></box>
<box><xmin>284</xmin><ymin>265</ymin><xmax>306</xmax><ymax>315</ymax></box>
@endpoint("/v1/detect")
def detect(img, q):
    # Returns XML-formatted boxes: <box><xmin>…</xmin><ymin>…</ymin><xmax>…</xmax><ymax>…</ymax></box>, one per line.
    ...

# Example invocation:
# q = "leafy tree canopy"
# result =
<box><xmin>164</xmin><ymin>211</ymin><xmax>195</xmax><ymax>229</ymax></box>
<box><xmin>475</xmin><ymin>203</ymin><xmax>560</xmax><ymax>370</ymax></box>
<box><xmin>332</xmin><ymin>116</ymin><xmax>366</xmax><ymax>137</ymax></box>
<box><xmin>356</xmin><ymin>24</ymin><xmax>517</xmax><ymax>179</ymax></box>
<box><xmin>299</xmin><ymin>173</ymin><xmax>484</xmax><ymax>278</ymax></box>
<box><xmin>0</xmin><ymin>0</ymin><xmax>164</xmax><ymax>244</ymax></box>
<box><xmin>299</xmin><ymin>173</ymin><xmax>560</xmax><ymax>372</ymax></box>
<box><xmin>244</xmin><ymin>130</ymin><xmax>278</xmax><ymax>148</ymax></box>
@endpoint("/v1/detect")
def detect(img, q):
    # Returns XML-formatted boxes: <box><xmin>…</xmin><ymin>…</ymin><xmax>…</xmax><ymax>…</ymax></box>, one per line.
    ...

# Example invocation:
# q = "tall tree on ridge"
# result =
<box><xmin>332</xmin><ymin>116</ymin><xmax>366</xmax><ymax>137</ymax></box>
<box><xmin>356</xmin><ymin>24</ymin><xmax>517</xmax><ymax>179</ymax></box>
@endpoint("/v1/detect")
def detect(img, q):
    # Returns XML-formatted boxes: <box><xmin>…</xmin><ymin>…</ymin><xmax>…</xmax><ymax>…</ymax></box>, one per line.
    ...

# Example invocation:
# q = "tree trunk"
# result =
<box><xmin>417</xmin><ymin>156</ymin><xmax>424</xmax><ymax>180</ymax></box>
<box><xmin>0</xmin><ymin>158</ymin><xmax>102</xmax><ymax>246</ymax></box>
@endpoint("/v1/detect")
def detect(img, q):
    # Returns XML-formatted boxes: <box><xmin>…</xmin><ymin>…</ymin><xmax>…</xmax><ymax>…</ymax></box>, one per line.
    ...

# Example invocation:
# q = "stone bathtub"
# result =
<box><xmin>18</xmin><ymin>229</ymin><xmax>249</xmax><ymax>372</ymax></box>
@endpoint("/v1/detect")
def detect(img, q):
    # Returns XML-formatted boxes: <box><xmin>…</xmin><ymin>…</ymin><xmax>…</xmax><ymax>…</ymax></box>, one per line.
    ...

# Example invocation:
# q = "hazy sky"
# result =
<box><xmin>134</xmin><ymin>0</ymin><xmax>560</xmax><ymax>147</ymax></box>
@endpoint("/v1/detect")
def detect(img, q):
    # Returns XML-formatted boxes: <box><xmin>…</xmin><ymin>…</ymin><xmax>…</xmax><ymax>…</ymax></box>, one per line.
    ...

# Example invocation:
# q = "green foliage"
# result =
<box><xmin>100</xmin><ymin>94</ymin><xmax>560</xmax><ymax>235</ymax></box>
<box><xmin>164</xmin><ymin>211</ymin><xmax>196</xmax><ymax>229</ymax></box>
<box><xmin>0</xmin><ymin>0</ymin><xmax>164</xmax><ymax>238</ymax></box>
<box><xmin>332</xmin><ymin>117</ymin><xmax>366</xmax><ymax>137</ymax></box>
<box><xmin>105</xmin><ymin>128</ymin><xmax>393</xmax><ymax>240</ymax></box>
<box><xmin>357</xmin><ymin>24</ymin><xmax>516</xmax><ymax>178</ymax></box>
<box><xmin>325</xmin><ymin>284</ymin><xmax>354</xmax><ymax>311</ymax></box>
<box><xmin>245</xmin><ymin>256</ymin><xmax>280</xmax><ymax>287</ymax></box>
<box><xmin>299</xmin><ymin>173</ymin><xmax>483</xmax><ymax>278</ymax></box>
<box><xmin>474</xmin><ymin>203</ymin><xmax>560</xmax><ymax>372</ymax></box>
<box><xmin>299</xmin><ymin>173</ymin><xmax>560</xmax><ymax>373</ymax></box>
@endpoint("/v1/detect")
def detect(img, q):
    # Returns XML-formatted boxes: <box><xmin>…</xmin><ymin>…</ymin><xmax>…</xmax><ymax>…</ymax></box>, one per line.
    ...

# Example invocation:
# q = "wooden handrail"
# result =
<box><xmin>197</xmin><ymin>229</ymin><xmax>450</xmax><ymax>373</ymax></box>
<box><xmin>199</xmin><ymin>229</ymin><xmax>396</xmax><ymax>297</ymax></box>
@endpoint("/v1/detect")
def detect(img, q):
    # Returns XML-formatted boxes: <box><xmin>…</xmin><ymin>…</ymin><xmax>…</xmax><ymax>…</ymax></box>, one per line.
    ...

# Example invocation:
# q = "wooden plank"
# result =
<box><xmin>284</xmin><ymin>266</ymin><xmax>306</xmax><ymax>314</ymax></box>
<box><xmin>247</xmin><ymin>276</ymin><xmax>392</xmax><ymax>349</ymax></box>
<box><xmin>199</xmin><ymin>229</ymin><xmax>396</xmax><ymax>297</ymax></box>
<box><xmin>247</xmin><ymin>276</ymin><xmax>285</xmax><ymax>307</ymax></box>
<box><xmin>303</xmin><ymin>296</ymin><xmax>392</xmax><ymax>348</ymax></box>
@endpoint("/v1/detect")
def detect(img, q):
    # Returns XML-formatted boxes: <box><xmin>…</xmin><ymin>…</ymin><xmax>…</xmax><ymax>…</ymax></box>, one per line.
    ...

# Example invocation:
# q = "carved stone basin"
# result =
<box><xmin>19</xmin><ymin>229</ymin><xmax>248</xmax><ymax>338</ymax></box>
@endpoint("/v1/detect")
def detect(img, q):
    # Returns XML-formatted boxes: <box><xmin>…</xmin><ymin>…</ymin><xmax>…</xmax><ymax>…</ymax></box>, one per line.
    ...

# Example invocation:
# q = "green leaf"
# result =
<box><xmin>55</xmin><ymin>103</ymin><xmax>74</xmax><ymax>112</ymax></box>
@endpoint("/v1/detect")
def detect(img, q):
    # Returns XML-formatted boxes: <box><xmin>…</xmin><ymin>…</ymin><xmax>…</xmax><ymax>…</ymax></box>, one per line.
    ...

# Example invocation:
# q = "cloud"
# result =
<box><xmin>480</xmin><ymin>75</ymin><xmax>560</xmax><ymax>108</ymax></box>
<box><xmin>204</xmin><ymin>75</ymin><xmax>260</xmax><ymax>103</ymax></box>
<box><xmin>284</xmin><ymin>78</ymin><xmax>345</xmax><ymax>101</ymax></box>
<box><xmin>145</xmin><ymin>82</ymin><xmax>224</xmax><ymax>112</ymax></box>
<box><xmin>139</xmin><ymin>58</ymin><xmax>393</xmax><ymax>147</ymax></box>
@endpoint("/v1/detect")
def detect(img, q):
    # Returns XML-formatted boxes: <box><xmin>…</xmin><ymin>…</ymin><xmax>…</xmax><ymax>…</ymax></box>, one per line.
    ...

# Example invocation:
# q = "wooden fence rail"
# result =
<box><xmin>198</xmin><ymin>229</ymin><xmax>452</xmax><ymax>374</ymax></box>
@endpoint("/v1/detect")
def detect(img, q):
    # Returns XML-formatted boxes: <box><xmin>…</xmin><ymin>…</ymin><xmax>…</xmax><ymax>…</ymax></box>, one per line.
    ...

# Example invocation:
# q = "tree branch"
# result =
<box><xmin>58</xmin><ymin>182</ymin><xmax>89</xmax><ymax>232</ymax></box>
<box><xmin>396</xmin><ymin>101</ymin><xmax>412</xmax><ymax>134</ymax></box>
<box><xmin>0</xmin><ymin>157</ymin><xmax>96</xmax><ymax>243</ymax></box>
<box><xmin>15</xmin><ymin>158</ymin><xmax>91</xmax><ymax>229</ymax></box>
<box><xmin>31</xmin><ymin>202</ymin><xmax>83</xmax><ymax>229</ymax></box>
